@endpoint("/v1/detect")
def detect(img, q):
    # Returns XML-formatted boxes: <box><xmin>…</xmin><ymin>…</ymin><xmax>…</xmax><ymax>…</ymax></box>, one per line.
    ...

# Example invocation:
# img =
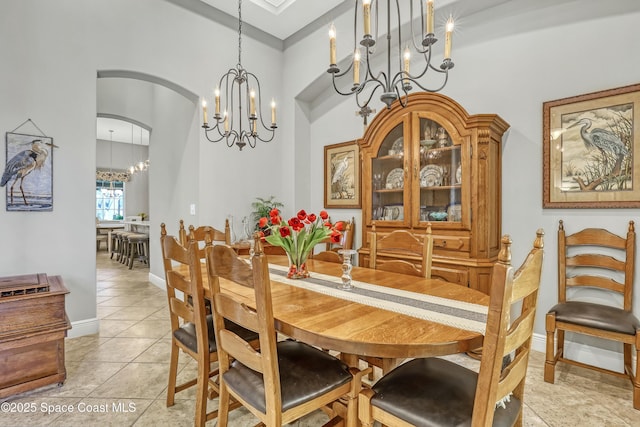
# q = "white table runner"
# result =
<box><xmin>269</xmin><ymin>264</ymin><xmax>487</xmax><ymax>334</ymax></box>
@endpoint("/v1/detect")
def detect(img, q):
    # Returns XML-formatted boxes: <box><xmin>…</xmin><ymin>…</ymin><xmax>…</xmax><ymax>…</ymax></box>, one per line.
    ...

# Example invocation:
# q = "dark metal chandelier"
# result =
<box><xmin>327</xmin><ymin>0</ymin><xmax>455</xmax><ymax>116</ymax></box>
<box><xmin>202</xmin><ymin>0</ymin><xmax>277</xmax><ymax>150</ymax></box>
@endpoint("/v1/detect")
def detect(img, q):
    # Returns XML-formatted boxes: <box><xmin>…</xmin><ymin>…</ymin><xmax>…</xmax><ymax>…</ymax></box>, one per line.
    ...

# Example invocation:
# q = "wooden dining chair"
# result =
<box><xmin>312</xmin><ymin>217</ymin><xmax>355</xmax><ymax>263</ymax></box>
<box><xmin>545</xmin><ymin>220</ymin><xmax>639</xmax><ymax>409</ymax></box>
<box><xmin>204</xmin><ymin>236</ymin><xmax>369</xmax><ymax>427</ymax></box>
<box><xmin>369</xmin><ymin>223</ymin><xmax>433</xmax><ymax>279</ymax></box>
<box><xmin>359</xmin><ymin>229</ymin><xmax>545</xmax><ymax>427</ymax></box>
<box><xmin>363</xmin><ymin>223</ymin><xmax>434</xmax><ymax>376</ymax></box>
<box><xmin>160</xmin><ymin>224</ymin><xmax>258</xmax><ymax>426</ymax></box>
<box><xmin>179</xmin><ymin>219</ymin><xmax>231</xmax><ymax>247</ymax></box>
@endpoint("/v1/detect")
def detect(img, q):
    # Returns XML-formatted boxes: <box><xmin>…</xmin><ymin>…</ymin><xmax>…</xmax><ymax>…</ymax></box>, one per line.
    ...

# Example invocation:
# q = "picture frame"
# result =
<box><xmin>324</xmin><ymin>140</ymin><xmax>361</xmax><ymax>209</ymax></box>
<box><xmin>543</xmin><ymin>83</ymin><xmax>640</xmax><ymax>208</ymax></box>
<box><xmin>3</xmin><ymin>132</ymin><xmax>55</xmax><ymax>211</ymax></box>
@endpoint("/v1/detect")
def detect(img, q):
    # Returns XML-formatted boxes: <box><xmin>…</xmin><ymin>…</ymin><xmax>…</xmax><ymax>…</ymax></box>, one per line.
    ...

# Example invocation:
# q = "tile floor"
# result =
<box><xmin>1</xmin><ymin>251</ymin><xmax>639</xmax><ymax>426</ymax></box>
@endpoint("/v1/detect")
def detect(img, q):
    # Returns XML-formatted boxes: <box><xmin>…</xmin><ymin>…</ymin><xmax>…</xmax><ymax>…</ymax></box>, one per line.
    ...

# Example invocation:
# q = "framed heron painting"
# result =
<box><xmin>324</xmin><ymin>140</ymin><xmax>361</xmax><ymax>209</ymax></box>
<box><xmin>543</xmin><ymin>83</ymin><xmax>640</xmax><ymax>208</ymax></box>
<box><xmin>2</xmin><ymin>132</ymin><xmax>57</xmax><ymax>211</ymax></box>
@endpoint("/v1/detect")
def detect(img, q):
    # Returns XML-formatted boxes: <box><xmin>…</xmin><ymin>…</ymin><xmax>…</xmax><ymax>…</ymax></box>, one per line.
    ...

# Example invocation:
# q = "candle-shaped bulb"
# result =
<box><xmin>329</xmin><ymin>23</ymin><xmax>337</xmax><ymax>65</ymax></box>
<box><xmin>426</xmin><ymin>0</ymin><xmax>434</xmax><ymax>34</ymax></box>
<box><xmin>250</xmin><ymin>89</ymin><xmax>256</xmax><ymax>116</ymax></box>
<box><xmin>223</xmin><ymin>110</ymin><xmax>229</xmax><ymax>132</ymax></box>
<box><xmin>270</xmin><ymin>99</ymin><xmax>276</xmax><ymax>125</ymax></box>
<box><xmin>353</xmin><ymin>48</ymin><xmax>361</xmax><ymax>85</ymax></box>
<box><xmin>202</xmin><ymin>99</ymin><xmax>208</xmax><ymax>124</ymax></box>
<box><xmin>404</xmin><ymin>47</ymin><xmax>411</xmax><ymax>70</ymax></box>
<box><xmin>444</xmin><ymin>15</ymin><xmax>454</xmax><ymax>59</ymax></box>
<box><xmin>214</xmin><ymin>87</ymin><xmax>220</xmax><ymax>115</ymax></box>
<box><xmin>363</xmin><ymin>0</ymin><xmax>372</xmax><ymax>36</ymax></box>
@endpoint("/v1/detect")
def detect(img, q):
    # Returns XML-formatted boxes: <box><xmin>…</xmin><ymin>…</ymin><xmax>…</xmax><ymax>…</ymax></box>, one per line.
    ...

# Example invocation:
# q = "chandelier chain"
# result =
<box><xmin>237</xmin><ymin>0</ymin><xmax>242</xmax><ymax>66</ymax></box>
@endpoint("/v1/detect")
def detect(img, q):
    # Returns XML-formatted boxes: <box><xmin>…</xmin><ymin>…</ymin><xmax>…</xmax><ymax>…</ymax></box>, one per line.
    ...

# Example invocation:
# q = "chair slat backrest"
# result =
<box><xmin>471</xmin><ymin>230</ymin><xmax>544</xmax><ymax>426</ymax></box>
<box><xmin>160</xmin><ymin>223</ymin><xmax>208</xmax><ymax>351</ymax></box>
<box><xmin>369</xmin><ymin>224</ymin><xmax>433</xmax><ymax>278</ymax></box>
<box><xmin>558</xmin><ymin>220</ymin><xmax>635</xmax><ymax>310</ymax></box>
<box><xmin>325</xmin><ymin>217</ymin><xmax>355</xmax><ymax>251</ymax></box>
<box><xmin>205</xmin><ymin>238</ymin><xmax>283</xmax><ymax>415</ymax></box>
<box><xmin>312</xmin><ymin>217</ymin><xmax>356</xmax><ymax>263</ymax></box>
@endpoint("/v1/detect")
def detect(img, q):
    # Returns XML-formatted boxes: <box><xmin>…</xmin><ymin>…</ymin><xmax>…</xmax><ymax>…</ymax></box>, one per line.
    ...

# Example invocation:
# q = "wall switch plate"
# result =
<box><xmin>190</xmin><ymin>204</ymin><xmax>196</xmax><ymax>215</ymax></box>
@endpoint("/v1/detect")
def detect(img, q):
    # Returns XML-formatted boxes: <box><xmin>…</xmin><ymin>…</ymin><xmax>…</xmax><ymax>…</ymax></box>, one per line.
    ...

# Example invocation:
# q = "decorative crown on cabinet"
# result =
<box><xmin>358</xmin><ymin>92</ymin><xmax>510</xmax><ymax>294</ymax></box>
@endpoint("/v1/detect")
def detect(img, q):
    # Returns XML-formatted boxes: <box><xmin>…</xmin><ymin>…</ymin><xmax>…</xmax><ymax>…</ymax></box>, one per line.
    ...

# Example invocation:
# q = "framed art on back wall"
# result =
<box><xmin>324</xmin><ymin>140</ymin><xmax>361</xmax><ymax>209</ymax></box>
<box><xmin>543</xmin><ymin>83</ymin><xmax>640</xmax><ymax>208</ymax></box>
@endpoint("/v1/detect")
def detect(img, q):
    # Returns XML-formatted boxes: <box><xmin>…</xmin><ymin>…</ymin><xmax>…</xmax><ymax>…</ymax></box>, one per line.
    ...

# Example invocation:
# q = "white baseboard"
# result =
<box><xmin>67</xmin><ymin>317</ymin><xmax>99</xmax><ymax>338</ymax></box>
<box><xmin>148</xmin><ymin>272</ymin><xmax>165</xmax><ymax>290</ymax></box>
<box><xmin>531</xmin><ymin>332</ymin><xmax>625</xmax><ymax>372</ymax></box>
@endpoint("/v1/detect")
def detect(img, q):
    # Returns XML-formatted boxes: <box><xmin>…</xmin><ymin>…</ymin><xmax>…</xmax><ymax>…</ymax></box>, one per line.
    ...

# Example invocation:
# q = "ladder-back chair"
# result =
<box><xmin>359</xmin><ymin>230</ymin><xmax>544</xmax><ymax>427</ymax></box>
<box><xmin>545</xmin><ymin>220</ymin><xmax>639</xmax><ymax>409</ymax></box>
<box><xmin>205</xmin><ymin>236</ymin><xmax>369</xmax><ymax>427</ymax></box>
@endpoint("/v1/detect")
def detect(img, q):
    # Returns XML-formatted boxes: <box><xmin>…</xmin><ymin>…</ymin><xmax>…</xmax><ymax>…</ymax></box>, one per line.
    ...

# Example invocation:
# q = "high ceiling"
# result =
<box><xmin>201</xmin><ymin>0</ymin><xmax>346</xmax><ymax>40</ymax></box>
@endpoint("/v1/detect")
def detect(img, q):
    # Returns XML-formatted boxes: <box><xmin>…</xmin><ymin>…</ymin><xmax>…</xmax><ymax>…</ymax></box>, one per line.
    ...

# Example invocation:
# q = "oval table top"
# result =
<box><xmin>214</xmin><ymin>255</ymin><xmax>489</xmax><ymax>362</ymax></box>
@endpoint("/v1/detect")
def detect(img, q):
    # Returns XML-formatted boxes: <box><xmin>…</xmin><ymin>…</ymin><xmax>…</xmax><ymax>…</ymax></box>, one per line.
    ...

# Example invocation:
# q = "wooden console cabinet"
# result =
<box><xmin>0</xmin><ymin>273</ymin><xmax>71</xmax><ymax>398</ymax></box>
<box><xmin>358</xmin><ymin>93</ymin><xmax>509</xmax><ymax>294</ymax></box>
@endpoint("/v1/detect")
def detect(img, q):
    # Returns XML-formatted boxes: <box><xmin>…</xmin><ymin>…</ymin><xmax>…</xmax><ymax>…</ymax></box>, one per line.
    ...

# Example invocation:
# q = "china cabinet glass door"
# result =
<box><xmin>370</xmin><ymin>122</ymin><xmax>409</xmax><ymax>225</ymax></box>
<box><xmin>417</xmin><ymin>117</ymin><xmax>462</xmax><ymax>224</ymax></box>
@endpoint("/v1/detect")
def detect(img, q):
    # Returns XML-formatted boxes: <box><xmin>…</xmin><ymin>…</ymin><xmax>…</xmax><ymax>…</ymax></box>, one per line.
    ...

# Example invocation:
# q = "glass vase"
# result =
<box><xmin>286</xmin><ymin>252</ymin><xmax>309</xmax><ymax>279</ymax></box>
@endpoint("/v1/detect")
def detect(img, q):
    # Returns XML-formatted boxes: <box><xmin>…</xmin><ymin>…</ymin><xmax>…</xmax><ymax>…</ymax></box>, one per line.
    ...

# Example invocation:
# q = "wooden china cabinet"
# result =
<box><xmin>358</xmin><ymin>93</ymin><xmax>509</xmax><ymax>294</ymax></box>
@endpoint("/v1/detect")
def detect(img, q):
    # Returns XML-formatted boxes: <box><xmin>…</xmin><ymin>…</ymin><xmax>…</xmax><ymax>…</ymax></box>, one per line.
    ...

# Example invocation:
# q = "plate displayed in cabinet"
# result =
<box><xmin>420</xmin><ymin>165</ymin><xmax>443</xmax><ymax>187</ymax></box>
<box><xmin>455</xmin><ymin>164</ymin><xmax>462</xmax><ymax>184</ymax></box>
<box><xmin>385</xmin><ymin>168</ymin><xmax>404</xmax><ymax>189</ymax></box>
<box><xmin>389</xmin><ymin>137</ymin><xmax>404</xmax><ymax>155</ymax></box>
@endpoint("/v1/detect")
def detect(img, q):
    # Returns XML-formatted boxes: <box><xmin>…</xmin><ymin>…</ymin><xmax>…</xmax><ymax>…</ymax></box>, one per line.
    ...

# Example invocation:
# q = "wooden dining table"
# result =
<box><xmin>197</xmin><ymin>255</ymin><xmax>489</xmax><ymax>369</ymax></box>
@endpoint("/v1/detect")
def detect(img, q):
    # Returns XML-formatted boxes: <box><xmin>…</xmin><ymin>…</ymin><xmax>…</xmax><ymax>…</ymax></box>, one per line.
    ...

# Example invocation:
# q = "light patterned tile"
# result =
<box><xmin>89</xmin><ymin>363</ymin><xmax>167</xmax><ymax>399</ymax></box>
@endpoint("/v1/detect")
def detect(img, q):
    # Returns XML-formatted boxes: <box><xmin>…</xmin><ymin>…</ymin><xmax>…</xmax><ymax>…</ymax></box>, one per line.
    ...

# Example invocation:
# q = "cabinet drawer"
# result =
<box><xmin>431</xmin><ymin>264</ymin><xmax>469</xmax><ymax>286</ymax></box>
<box><xmin>432</xmin><ymin>236</ymin><xmax>470</xmax><ymax>252</ymax></box>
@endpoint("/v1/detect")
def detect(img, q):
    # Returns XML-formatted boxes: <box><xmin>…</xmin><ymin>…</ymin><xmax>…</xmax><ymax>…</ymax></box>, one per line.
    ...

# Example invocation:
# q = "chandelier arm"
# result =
<box><xmin>352</xmin><ymin>0</ymin><xmax>359</xmax><ymax>51</ymax></box>
<box><xmin>204</xmin><ymin>127</ymin><xmax>226</xmax><ymax>143</ymax></box>
<box><xmin>410</xmin><ymin>71</ymin><xmax>449</xmax><ymax>93</ymax></box>
<box><xmin>254</xmin><ymin>127</ymin><xmax>276</xmax><ymax>143</ymax></box>
<box><xmin>393</xmin><ymin>0</ymin><xmax>404</xmax><ymax>83</ymax></box>
<box><xmin>331</xmin><ymin>73</ymin><xmax>363</xmax><ymax>96</ymax></box>
<box><xmin>227</xmin><ymin>130</ymin><xmax>241</xmax><ymax>148</ymax></box>
<box><xmin>397</xmin><ymin>49</ymin><xmax>435</xmax><ymax>83</ymax></box>
<box><xmin>363</xmin><ymin>42</ymin><xmax>388</xmax><ymax>87</ymax></box>
<box><xmin>355</xmin><ymin>82</ymin><xmax>384</xmax><ymax>109</ymax></box>
<box><xmin>245</xmin><ymin>71</ymin><xmax>275</xmax><ymax>132</ymax></box>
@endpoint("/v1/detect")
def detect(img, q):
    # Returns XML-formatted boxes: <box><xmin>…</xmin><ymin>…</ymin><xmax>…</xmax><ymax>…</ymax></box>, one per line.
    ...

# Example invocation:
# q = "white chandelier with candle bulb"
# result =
<box><xmin>328</xmin><ymin>0</ymin><xmax>455</xmax><ymax>115</ymax></box>
<box><xmin>202</xmin><ymin>0</ymin><xmax>277</xmax><ymax>150</ymax></box>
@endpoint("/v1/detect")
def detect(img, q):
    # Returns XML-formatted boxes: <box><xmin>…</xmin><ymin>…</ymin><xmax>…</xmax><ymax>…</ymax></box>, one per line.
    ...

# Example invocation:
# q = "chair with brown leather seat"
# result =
<box><xmin>545</xmin><ymin>220</ymin><xmax>639</xmax><ymax>409</ymax></box>
<box><xmin>160</xmin><ymin>224</ymin><xmax>258</xmax><ymax>426</ymax></box>
<box><xmin>205</xmin><ymin>235</ymin><xmax>369</xmax><ymax>427</ymax></box>
<box><xmin>312</xmin><ymin>217</ymin><xmax>356</xmax><ymax>263</ymax></box>
<box><xmin>359</xmin><ymin>230</ymin><xmax>544</xmax><ymax>427</ymax></box>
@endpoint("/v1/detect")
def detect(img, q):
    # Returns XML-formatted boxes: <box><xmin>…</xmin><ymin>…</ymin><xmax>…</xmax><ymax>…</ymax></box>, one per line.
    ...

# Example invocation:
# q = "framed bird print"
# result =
<box><xmin>3</xmin><ymin>132</ymin><xmax>56</xmax><ymax>211</ymax></box>
<box><xmin>543</xmin><ymin>83</ymin><xmax>640</xmax><ymax>208</ymax></box>
<box><xmin>324</xmin><ymin>140</ymin><xmax>361</xmax><ymax>209</ymax></box>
